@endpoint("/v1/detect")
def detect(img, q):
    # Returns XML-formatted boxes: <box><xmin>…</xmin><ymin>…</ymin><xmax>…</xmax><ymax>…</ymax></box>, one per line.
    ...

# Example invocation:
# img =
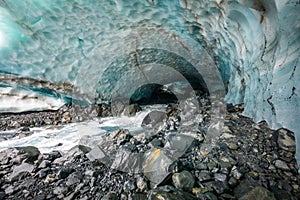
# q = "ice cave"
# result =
<box><xmin>0</xmin><ymin>0</ymin><xmax>299</xmax><ymax>199</ymax></box>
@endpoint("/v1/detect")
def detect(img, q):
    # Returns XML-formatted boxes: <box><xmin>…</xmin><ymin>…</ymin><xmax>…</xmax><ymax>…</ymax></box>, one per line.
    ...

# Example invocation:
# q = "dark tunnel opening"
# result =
<box><xmin>129</xmin><ymin>84</ymin><xmax>178</xmax><ymax>105</ymax></box>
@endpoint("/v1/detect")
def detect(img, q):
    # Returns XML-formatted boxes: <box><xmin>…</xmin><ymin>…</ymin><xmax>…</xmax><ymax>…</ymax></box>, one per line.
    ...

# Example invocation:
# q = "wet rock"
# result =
<box><xmin>64</xmin><ymin>191</ymin><xmax>80</xmax><ymax>200</ymax></box>
<box><xmin>274</xmin><ymin>160</ymin><xmax>290</xmax><ymax>171</ymax></box>
<box><xmin>231</xmin><ymin>166</ymin><xmax>242</xmax><ymax>180</ymax></box>
<box><xmin>123</xmin><ymin>179</ymin><xmax>137</xmax><ymax>192</ymax></box>
<box><xmin>111</xmin><ymin>148</ymin><xmax>142</xmax><ymax>174</ymax></box>
<box><xmin>38</xmin><ymin>160</ymin><xmax>51</xmax><ymax>169</ymax></box>
<box><xmin>228</xmin><ymin>177</ymin><xmax>238</xmax><ymax>187</ymax></box>
<box><xmin>214</xmin><ymin>173</ymin><xmax>227</xmax><ymax>182</ymax></box>
<box><xmin>57</xmin><ymin>167</ymin><xmax>74</xmax><ymax>179</ymax></box>
<box><xmin>123</xmin><ymin>104</ymin><xmax>142</xmax><ymax>116</ymax></box>
<box><xmin>240</xmin><ymin>186</ymin><xmax>276</xmax><ymax>200</ymax></box>
<box><xmin>112</xmin><ymin>129</ymin><xmax>132</xmax><ymax>145</ymax></box>
<box><xmin>66</xmin><ymin>172</ymin><xmax>82</xmax><ymax>186</ymax></box>
<box><xmin>102</xmin><ymin>192</ymin><xmax>118</xmax><ymax>200</ymax></box>
<box><xmin>9</xmin><ymin>163</ymin><xmax>35</xmax><ymax>182</ymax></box>
<box><xmin>143</xmin><ymin>148</ymin><xmax>173</xmax><ymax>186</ymax></box>
<box><xmin>148</xmin><ymin>185</ymin><xmax>198</xmax><ymax>200</ymax></box>
<box><xmin>38</xmin><ymin>168</ymin><xmax>49</xmax><ymax>179</ymax></box>
<box><xmin>277</xmin><ymin>129</ymin><xmax>296</xmax><ymax>152</ymax></box>
<box><xmin>172</xmin><ymin>170</ymin><xmax>195</xmax><ymax>191</ymax></box>
<box><xmin>195</xmin><ymin>171</ymin><xmax>212</xmax><ymax>182</ymax></box>
<box><xmin>233</xmin><ymin>180</ymin><xmax>255</xmax><ymax>198</ymax></box>
<box><xmin>0</xmin><ymin>146</ymin><xmax>40</xmax><ymax>165</ymax></box>
<box><xmin>165</xmin><ymin>134</ymin><xmax>196</xmax><ymax>158</ymax></box>
<box><xmin>53</xmin><ymin>186</ymin><xmax>68</xmax><ymax>195</ymax></box>
<box><xmin>204</xmin><ymin>181</ymin><xmax>229</xmax><ymax>195</ymax></box>
<box><xmin>86</xmin><ymin>146</ymin><xmax>108</xmax><ymax>162</ymax></box>
<box><xmin>149</xmin><ymin>138</ymin><xmax>164</xmax><ymax>148</ymax></box>
<box><xmin>141</xmin><ymin>110</ymin><xmax>166</xmax><ymax>128</ymax></box>
<box><xmin>16</xmin><ymin>146</ymin><xmax>40</xmax><ymax>163</ymax></box>
<box><xmin>132</xmin><ymin>193</ymin><xmax>147</xmax><ymax>200</ymax></box>
<box><xmin>14</xmin><ymin>127</ymin><xmax>33</xmax><ymax>138</ymax></box>
<box><xmin>196</xmin><ymin>192</ymin><xmax>218</xmax><ymax>200</ymax></box>
<box><xmin>43</xmin><ymin>150</ymin><xmax>62</xmax><ymax>161</ymax></box>
<box><xmin>227</xmin><ymin>143</ymin><xmax>239</xmax><ymax>150</ymax></box>
<box><xmin>65</xmin><ymin>145</ymin><xmax>91</xmax><ymax>159</ymax></box>
<box><xmin>4</xmin><ymin>186</ymin><xmax>14</xmax><ymax>195</ymax></box>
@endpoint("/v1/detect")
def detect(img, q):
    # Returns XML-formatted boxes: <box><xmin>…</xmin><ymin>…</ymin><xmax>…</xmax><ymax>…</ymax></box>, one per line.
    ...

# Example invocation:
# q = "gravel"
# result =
<box><xmin>0</xmin><ymin>95</ymin><xmax>299</xmax><ymax>199</ymax></box>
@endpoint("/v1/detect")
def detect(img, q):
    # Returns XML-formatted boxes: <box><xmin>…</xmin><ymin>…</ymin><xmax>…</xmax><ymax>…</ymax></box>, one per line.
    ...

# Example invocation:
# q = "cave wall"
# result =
<box><xmin>0</xmin><ymin>0</ymin><xmax>299</xmax><ymax>160</ymax></box>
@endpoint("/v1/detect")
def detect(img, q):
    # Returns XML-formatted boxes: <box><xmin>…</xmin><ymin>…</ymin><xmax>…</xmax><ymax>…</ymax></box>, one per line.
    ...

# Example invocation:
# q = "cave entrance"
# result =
<box><xmin>129</xmin><ymin>83</ymin><xmax>178</xmax><ymax>105</ymax></box>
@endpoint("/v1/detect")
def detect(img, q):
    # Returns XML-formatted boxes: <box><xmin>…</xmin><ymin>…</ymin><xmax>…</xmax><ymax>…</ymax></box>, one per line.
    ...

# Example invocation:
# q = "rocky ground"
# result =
<box><xmin>0</xmin><ymin>103</ymin><xmax>112</xmax><ymax>132</ymax></box>
<box><xmin>0</xmin><ymin>96</ymin><xmax>299</xmax><ymax>200</ymax></box>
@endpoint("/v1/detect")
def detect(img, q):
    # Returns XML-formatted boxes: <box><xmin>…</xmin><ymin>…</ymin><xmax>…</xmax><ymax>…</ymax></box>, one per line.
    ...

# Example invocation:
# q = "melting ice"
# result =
<box><xmin>0</xmin><ymin>1</ymin><xmax>299</xmax><ymax>165</ymax></box>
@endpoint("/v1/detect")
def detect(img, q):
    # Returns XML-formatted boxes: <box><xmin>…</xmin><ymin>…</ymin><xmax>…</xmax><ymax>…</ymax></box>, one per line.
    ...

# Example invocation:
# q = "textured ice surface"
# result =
<box><xmin>0</xmin><ymin>1</ymin><xmax>299</xmax><ymax>162</ymax></box>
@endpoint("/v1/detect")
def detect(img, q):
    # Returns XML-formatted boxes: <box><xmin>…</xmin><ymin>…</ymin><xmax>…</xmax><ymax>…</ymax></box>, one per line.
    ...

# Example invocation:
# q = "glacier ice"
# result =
<box><xmin>0</xmin><ymin>1</ymin><xmax>299</xmax><ymax>164</ymax></box>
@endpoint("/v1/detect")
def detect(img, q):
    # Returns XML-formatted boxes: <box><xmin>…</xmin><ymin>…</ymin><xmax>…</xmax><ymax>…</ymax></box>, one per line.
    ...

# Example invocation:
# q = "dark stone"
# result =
<box><xmin>64</xmin><ymin>191</ymin><xmax>80</xmax><ymax>200</ymax></box>
<box><xmin>38</xmin><ymin>168</ymin><xmax>49</xmax><ymax>179</ymax></box>
<box><xmin>123</xmin><ymin>104</ymin><xmax>142</xmax><ymax>116</ymax></box>
<box><xmin>195</xmin><ymin>192</ymin><xmax>218</xmax><ymax>200</ymax></box>
<box><xmin>195</xmin><ymin>171</ymin><xmax>212</xmax><ymax>182</ymax></box>
<box><xmin>148</xmin><ymin>185</ymin><xmax>198</xmax><ymax>200</ymax></box>
<box><xmin>66</xmin><ymin>145</ymin><xmax>91</xmax><ymax>158</ymax></box>
<box><xmin>194</xmin><ymin>163</ymin><xmax>208</xmax><ymax>170</ymax></box>
<box><xmin>228</xmin><ymin>177</ymin><xmax>238</xmax><ymax>187</ymax></box>
<box><xmin>231</xmin><ymin>167</ymin><xmax>242</xmax><ymax>180</ymax></box>
<box><xmin>57</xmin><ymin>167</ymin><xmax>75</xmax><ymax>179</ymax></box>
<box><xmin>86</xmin><ymin>146</ymin><xmax>108</xmax><ymax>162</ymax></box>
<box><xmin>204</xmin><ymin>181</ymin><xmax>229</xmax><ymax>195</ymax></box>
<box><xmin>233</xmin><ymin>180</ymin><xmax>255</xmax><ymax>198</ymax></box>
<box><xmin>16</xmin><ymin>146</ymin><xmax>40</xmax><ymax>163</ymax></box>
<box><xmin>277</xmin><ymin>129</ymin><xmax>296</xmax><ymax>152</ymax></box>
<box><xmin>0</xmin><ymin>146</ymin><xmax>40</xmax><ymax>165</ymax></box>
<box><xmin>172</xmin><ymin>170</ymin><xmax>195</xmax><ymax>191</ymax></box>
<box><xmin>53</xmin><ymin>186</ymin><xmax>68</xmax><ymax>195</ymax></box>
<box><xmin>132</xmin><ymin>193</ymin><xmax>147</xmax><ymax>200</ymax></box>
<box><xmin>43</xmin><ymin>150</ymin><xmax>62</xmax><ymax>161</ymax></box>
<box><xmin>102</xmin><ymin>192</ymin><xmax>118</xmax><ymax>200</ymax></box>
<box><xmin>38</xmin><ymin>160</ymin><xmax>51</xmax><ymax>168</ymax></box>
<box><xmin>66</xmin><ymin>172</ymin><xmax>82</xmax><ymax>186</ymax></box>
<box><xmin>0</xmin><ymin>192</ymin><xmax>5</xmax><ymax>200</ymax></box>
<box><xmin>274</xmin><ymin>160</ymin><xmax>290</xmax><ymax>171</ymax></box>
<box><xmin>240</xmin><ymin>186</ymin><xmax>276</xmax><ymax>200</ymax></box>
<box><xmin>33</xmin><ymin>194</ymin><xmax>46</xmax><ymax>200</ymax></box>
<box><xmin>214</xmin><ymin>173</ymin><xmax>227</xmax><ymax>182</ymax></box>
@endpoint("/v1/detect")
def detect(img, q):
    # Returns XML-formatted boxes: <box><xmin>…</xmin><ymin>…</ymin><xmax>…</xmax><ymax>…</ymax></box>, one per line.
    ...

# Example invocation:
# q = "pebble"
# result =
<box><xmin>274</xmin><ymin>160</ymin><xmax>290</xmax><ymax>171</ymax></box>
<box><xmin>231</xmin><ymin>167</ymin><xmax>243</xmax><ymax>180</ymax></box>
<box><xmin>220</xmin><ymin>133</ymin><xmax>235</xmax><ymax>139</ymax></box>
<box><xmin>196</xmin><ymin>171</ymin><xmax>212</xmax><ymax>182</ymax></box>
<box><xmin>214</xmin><ymin>173</ymin><xmax>227</xmax><ymax>182</ymax></box>
<box><xmin>277</xmin><ymin>129</ymin><xmax>296</xmax><ymax>152</ymax></box>
<box><xmin>57</xmin><ymin>167</ymin><xmax>74</xmax><ymax>179</ymax></box>
<box><xmin>136</xmin><ymin>176</ymin><xmax>148</xmax><ymax>192</ymax></box>
<box><xmin>0</xmin><ymin>97</ymin><xmax>300</xmax><ymax>200</ymax></box>
<box><xmin>227</xmin><ymin>143</ymin><xmax>239</xmax><ymax>150</ymax></box>
<box><xmin>172</xmin><ymin>170</ymin><xmax>195</xmax><ymax>191</ymax></box>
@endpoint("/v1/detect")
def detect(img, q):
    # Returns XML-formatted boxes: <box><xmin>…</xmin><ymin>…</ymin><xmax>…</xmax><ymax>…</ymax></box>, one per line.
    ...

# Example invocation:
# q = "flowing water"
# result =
<box><xmin>0</xmin><ymin>105</ymin><xmax>165</xmax><ymax>153</ymax></box>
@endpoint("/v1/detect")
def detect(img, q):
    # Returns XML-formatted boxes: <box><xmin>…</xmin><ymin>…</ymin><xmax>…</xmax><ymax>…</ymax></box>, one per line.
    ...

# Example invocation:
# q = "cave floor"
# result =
<box><xmin>0</xmin><ymin>100</ymin><xmax>299</xmax><ymax>200</ymax></box>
